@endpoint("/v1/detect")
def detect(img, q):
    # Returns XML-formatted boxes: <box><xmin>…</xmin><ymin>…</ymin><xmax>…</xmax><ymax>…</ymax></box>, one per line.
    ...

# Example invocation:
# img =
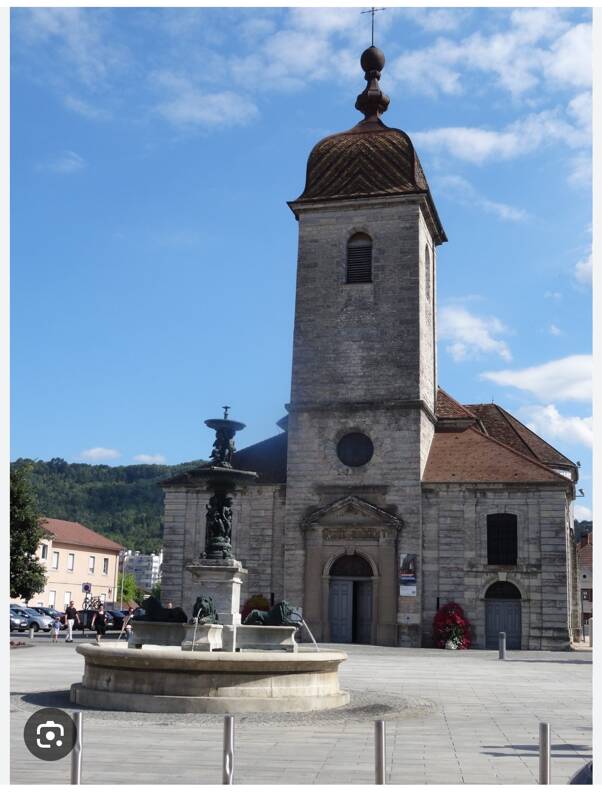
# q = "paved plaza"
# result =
<box><xmin>11</xmin><ymin>638</ymin><xmax>591</xmax><ymax>784</ymax></box>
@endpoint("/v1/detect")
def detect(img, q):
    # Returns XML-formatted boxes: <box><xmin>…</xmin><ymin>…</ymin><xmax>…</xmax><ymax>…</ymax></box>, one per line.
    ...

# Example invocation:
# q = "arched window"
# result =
<box><xmin>425</xmin><ymin>245</ymin><xmax>431</xmax><ymax>300</ymax></box>
<box><xmin>346</xmin><ymin>233</ymin><xmax>372</xmax><ymax>283</ymax></box>
<box><xmin>487</xmin><ymin>513</ymin><xmax>518</xmax><ymax>565</ymax></box>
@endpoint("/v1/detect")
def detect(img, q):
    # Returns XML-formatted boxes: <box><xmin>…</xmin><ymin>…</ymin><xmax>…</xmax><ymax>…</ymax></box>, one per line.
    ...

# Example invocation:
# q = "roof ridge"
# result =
<box><xmin>492</xmin><ymin>404</ymin><xmax>540</xmax><ymax>461</ymax></box>
<box><xmin>468</xmin><ymin>425</ymin><xmax>573</xmax><ymax>486</ymax></box>
<box><xmin>495</xmin><ymin>404</ymin><xmax>576</xmax><ymax>466</ymax></box>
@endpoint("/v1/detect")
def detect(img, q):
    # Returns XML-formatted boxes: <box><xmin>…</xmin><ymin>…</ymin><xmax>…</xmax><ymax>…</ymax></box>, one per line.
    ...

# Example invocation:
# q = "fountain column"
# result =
<box><xmin>184</xmin><ymin>407</ymin><xmax>257</xmax><ymax>648</ymax></box>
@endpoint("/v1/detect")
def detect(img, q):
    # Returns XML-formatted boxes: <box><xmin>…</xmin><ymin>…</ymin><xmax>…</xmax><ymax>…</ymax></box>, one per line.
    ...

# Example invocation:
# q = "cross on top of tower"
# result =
<box><xmin>361</xmin><ymin>6</ymin><xmax>386</xmax><ymax>47</ymax></box>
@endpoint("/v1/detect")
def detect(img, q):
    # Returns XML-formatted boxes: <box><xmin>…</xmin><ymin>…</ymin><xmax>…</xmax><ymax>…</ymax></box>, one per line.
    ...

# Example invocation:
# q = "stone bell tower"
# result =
<box><xmin>283</xmin><ymin>46</ymin><xmax>447</xmax><ymax>646</ymax></box>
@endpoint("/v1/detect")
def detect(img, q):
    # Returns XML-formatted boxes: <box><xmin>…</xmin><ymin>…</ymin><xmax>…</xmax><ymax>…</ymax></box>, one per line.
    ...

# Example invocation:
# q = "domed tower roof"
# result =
<box><xmin>290</xmin><ymin>46</ymin><xmax>447</xmax><ymax>244</ymax></box>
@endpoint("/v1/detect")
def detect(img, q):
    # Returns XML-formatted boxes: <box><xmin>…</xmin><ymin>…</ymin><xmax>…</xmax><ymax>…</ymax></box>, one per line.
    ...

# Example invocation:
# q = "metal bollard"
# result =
<box><xmin>71</xmin><ymin>711</ymin><xmax>83</xmax><ymax>785</ymax></box>
<box><xmin>375</xmin><ymin>719</ymin><xmax>386</xmax><ymax>784</ymax></box>
<box><xmin>222</xmin><ymin>714</ymin><xmax>234</xmax><ymax>785</ymax></box>
<box><xmin>29</xmin><ymin>627</ymin><xmax>34</xmax><ymax>640</ymax></box>
<box><xmin>498</xmin><ymin>631</ymin><xmax>506</xmax><ymax>660</ymax></box>
<box><xmin>539</xmin><ymin>722</ymin><xmax>551</xmax><ymax>784</ymax></box>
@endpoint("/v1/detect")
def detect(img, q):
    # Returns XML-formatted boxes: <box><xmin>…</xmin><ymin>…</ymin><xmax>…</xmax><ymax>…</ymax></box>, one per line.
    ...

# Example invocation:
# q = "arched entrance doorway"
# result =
<box><xmin>328</xmin><ymin>554</ymin><xmax>373</xmax><ymax>644</ymax></box>
<box><xmin>485</xmin><ymin>581</ymin><xmax>522</xmax><ymax>649</ymax></box>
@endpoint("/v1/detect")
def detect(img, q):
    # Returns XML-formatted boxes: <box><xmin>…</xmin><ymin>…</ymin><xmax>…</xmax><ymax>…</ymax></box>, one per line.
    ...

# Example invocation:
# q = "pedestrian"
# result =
<box><xmin>91</xmin><ymin>604</ymin><xmax>107</xmax><ymax>645</ymax></box>
<box><xmin>51</xmin><ymin>617</ymin><xmax>61</xmax><ymax>643</ymax></box>
<box><xmin>122</xmin><ymin>604</ymin><xmax>135</xmax><ymax>641</ymax></box>
<box><xmin>64</xmin><ymin>600</ymin><xmax>80</xmax><ymax>643</ymax></box>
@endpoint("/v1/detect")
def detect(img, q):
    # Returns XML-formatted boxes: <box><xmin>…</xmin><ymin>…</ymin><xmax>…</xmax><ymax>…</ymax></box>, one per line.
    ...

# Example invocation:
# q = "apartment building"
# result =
<box><xmin>121</xmin><ymin>550</ymin><xmax>162</xmax><ymax>592</ymax></box>
<box><xmin>28</xmin><ymin>518</ymin><xmax>123</xmax><ymax>610</ymax></box>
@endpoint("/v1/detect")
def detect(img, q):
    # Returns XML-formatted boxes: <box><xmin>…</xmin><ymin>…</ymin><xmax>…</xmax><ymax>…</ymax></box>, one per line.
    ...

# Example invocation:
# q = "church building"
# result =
<box><xmin>162</xmin><ymin>46</ymin><xmax>580</xmax><ymax>650</ymax></box>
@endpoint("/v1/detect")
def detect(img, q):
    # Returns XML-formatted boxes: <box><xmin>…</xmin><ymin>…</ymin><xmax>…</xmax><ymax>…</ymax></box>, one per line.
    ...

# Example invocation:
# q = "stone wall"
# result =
<box><xmin>421</xmin><ymin>483</ymin><xmax>574</xmax><ymax>650</ymax></box>
<box><xmin>161</xmin><ymin>484</ymin><xmax>287</xmax><ymax>616</ymax></box>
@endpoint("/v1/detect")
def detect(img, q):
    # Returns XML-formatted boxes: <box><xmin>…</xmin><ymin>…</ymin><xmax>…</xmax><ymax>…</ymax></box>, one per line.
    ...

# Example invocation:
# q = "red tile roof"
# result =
<box><xmin>577</xmin><ymin>536</ymin><xmax>592</xmax><ymax>568</ymax></box>
<box><xmin>465</xmin><ymin>402</ymin><xmax>575</xmax><ymax>469</ymax></box>
<box><xmin>423</xmin><ymin>426</ymin><xmax>572</xmax><ymax>485</ymax></box>
<box><xmin>40</xmin><ymin>518</ymin><xmax>123</xmax><ymax>552</ymax></box>
<box><xmin>436</xmin><ymin>388</ymin><xmax>478</xmax><ymax>420</ymax></box>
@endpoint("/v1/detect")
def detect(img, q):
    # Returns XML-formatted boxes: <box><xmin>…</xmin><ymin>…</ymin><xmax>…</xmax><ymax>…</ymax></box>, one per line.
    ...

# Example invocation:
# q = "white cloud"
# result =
<box><xmin>18</xmin><ymin>8</ymin><xmax>125</xmax><ymax>88</ymax></box>
<box><xmin>63</xmin><ymin>94</ymin><xmax>109</xmax><ymax>120</ymax></box>
<box><xmin>573</xmin><ymin>503</ymin><xmax>592</xmax><ymax>521</ymax></box>
<box><xmin>482</xmin><ymin>354</ymin><xmax>592</xmax><ymax>403</ymax></box>
<box><xmin>438</xmin><ymin>305</ymin><xmax>512</xmax><ymax>362</ymax></box>
<box><xmin>404</xmin><ymin>8</ymin><xmax>471</xmax><ymax>33</ymax></box>
<box><xmin>575</xmin><ymin>251</ymin><xmax>592</xmax><ymax>285</ymax></box>
<box><xmin>543</xmin><ymin>23</ymin><xmax>592</xmax><ymax>89</ymax></box>
<box><xmin>544</xmin><ymin>291</ymin><xmax>563</xmax><ymax>301</ymax></box>
<box><xmin>80</xmin><ymin>447</ymin><xmax>120</xmax><ymax>462</ymax></box>
<box><xmin>413</xmin><ymin>102</ymin><xmax>587</xmax><ymax>166</ymax></box>
<box><xmin>41</xmin><ymin>150</ymin><xmax>85</xmax><ymax>173</ymax></box>
<box><xmin>391</xmin><ymin>12</ymin><xmax>589</xmax><ymax>98</ymax></box>
<box><xmin>567</xmin><ymin>153</ymin><xmax>592</xmax><ymax>188</ymax></box>
<box><xmin>518</xmin><ymin>403</ymin><xmax>592</xmax><ymax>448</ymax></box>
<box><xmin>133</xmin><ymin>454</ymin><xmax>167</xmax><ymax>465</ymax></box>
<box><xmin>152</xmin><ymin>71</ymin><xmax>258</xmax><ymax>128</ymax></box>
<box><xmin>439</xmin><ymin>175</ymin><xmax>527</xmax><ymax>222</ymax></box>
<box><xmin>548</xmin><ymin>324</ymin><xmax>562</xmax><ymax>336</ymax></box>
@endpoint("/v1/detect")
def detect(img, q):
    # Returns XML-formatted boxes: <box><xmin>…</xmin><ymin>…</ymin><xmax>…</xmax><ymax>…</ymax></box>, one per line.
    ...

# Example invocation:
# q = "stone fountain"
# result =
<box><xmin>70</xmin><ymin>409</ymin><xmax>349</xmax><ymax>713</ymax></box>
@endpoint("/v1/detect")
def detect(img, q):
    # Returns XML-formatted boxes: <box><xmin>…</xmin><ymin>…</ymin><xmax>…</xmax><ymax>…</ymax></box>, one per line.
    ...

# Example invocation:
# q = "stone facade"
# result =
<box><xmin>161</xmin><ymin>49</ymin><xmax>578</xmax><ymax>650</ymax></box>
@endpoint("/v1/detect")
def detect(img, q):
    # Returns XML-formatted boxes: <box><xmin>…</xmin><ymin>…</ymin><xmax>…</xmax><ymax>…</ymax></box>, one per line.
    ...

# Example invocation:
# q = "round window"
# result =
<box><xmin>336</xmin><ymin>432</ymin><xmax>374</xmax><ymax>467</ymax></box>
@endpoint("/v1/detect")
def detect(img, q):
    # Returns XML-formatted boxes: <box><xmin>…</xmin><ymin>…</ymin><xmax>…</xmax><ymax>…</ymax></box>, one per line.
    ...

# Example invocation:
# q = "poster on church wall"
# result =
<box><xmin>399</xmin><ymin>553</ymin><xmax>417</xmax><ymax>596</ymax></box>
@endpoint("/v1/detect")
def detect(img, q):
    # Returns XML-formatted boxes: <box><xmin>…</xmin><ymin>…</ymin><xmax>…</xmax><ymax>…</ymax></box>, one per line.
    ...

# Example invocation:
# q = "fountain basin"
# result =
<box><xmin>70</xmin><ymin>644</ymin><xmax>349</xmax><ymax>713</ymax></box>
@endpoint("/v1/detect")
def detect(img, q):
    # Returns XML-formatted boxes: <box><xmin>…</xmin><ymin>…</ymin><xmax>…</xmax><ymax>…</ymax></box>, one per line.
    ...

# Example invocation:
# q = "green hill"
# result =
<box><xmin>11</xmin><ymin>457</ymin><xmax>204</xmax><ymax>553</ymax></box>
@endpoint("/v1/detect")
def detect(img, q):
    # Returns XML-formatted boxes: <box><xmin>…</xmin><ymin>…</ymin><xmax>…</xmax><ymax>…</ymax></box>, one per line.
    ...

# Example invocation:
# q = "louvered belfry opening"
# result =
<box><xmin>346</xmin><ymin>233</ymin><xmax>373</xmax><ymax>283</ymax></box>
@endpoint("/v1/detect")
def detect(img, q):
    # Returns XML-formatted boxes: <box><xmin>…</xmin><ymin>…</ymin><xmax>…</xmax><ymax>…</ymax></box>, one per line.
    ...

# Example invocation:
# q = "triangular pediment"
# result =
<box><xmin>302</xmin><ymin>495</ymin><xmax>403</xmax><ymax>530</ymax></box>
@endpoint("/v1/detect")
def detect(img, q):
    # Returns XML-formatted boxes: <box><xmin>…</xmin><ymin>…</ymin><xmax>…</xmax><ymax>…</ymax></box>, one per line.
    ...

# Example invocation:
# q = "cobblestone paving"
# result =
<box><xmin>10</xmin><ymin>640</ymin><xmax>591</xmax><ymax>785</ymax></box>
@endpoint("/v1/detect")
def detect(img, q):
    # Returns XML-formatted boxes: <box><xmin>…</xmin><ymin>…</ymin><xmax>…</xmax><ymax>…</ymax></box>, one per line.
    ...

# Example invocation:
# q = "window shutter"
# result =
<box><xmin>347</xmin><ymin>234</ymin><xmax>372</xmax><ymax>283</ymax></box>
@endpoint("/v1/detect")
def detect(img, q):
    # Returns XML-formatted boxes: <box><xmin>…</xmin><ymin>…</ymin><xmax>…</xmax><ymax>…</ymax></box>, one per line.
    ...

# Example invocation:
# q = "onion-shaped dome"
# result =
<box><xmin>291</xmin><ymin>46</ymin><xmax>446</xmax><ymax>244</ymax></box>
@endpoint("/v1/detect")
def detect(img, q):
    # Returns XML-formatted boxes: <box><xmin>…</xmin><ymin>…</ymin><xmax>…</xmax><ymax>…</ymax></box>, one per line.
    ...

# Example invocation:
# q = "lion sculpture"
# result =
<box><xmin>141</xmin><ymin>596</ymin><xmax>188</xmax><ymax>623</ymax></box>
<box><xmin>242</xmin><ymin>600</ymin><xmax>300</xmax><ymax>627</ymax></box>
<box><xmin>191</xmin><ymin>595</ymin><xmax>219</xmax><ymax>625</ymax></box>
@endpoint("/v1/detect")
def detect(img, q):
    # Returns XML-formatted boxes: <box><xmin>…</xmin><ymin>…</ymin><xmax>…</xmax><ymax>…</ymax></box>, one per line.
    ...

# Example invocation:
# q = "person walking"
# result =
<box><xmin>121</xmin><ymin>603</ymin><xmax>136</xmax><ymax>641</ymax></box>
<box><xmin>64</xmin><ymin>601</ymin><xmax>80</xmax><ymax>643</ymax></box>
<box><xmin>91</xmin><ymin>604</ymin><xmax>107</xmax><ymax>645</ymax></box>
<box><xmin>51</xmin><ymin>617</ymin><xmax>61</xmax><ymax>643</ymax></box>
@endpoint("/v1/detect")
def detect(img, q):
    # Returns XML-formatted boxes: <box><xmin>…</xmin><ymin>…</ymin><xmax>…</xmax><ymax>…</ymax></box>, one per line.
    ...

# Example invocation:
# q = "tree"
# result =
<box><xmin>116</xmin><ymin>572</ymin><xmax>138</xmax><ymax>605</ymax></box>
<box><xmin>10</xmin><ymin>465</ymin><xmax>47</xmax><ymax>602</ymax></box>
<box><xmin>151</xmin><ymin>581</ymin><xmax>161</xmax><ymax>600</ymax></box>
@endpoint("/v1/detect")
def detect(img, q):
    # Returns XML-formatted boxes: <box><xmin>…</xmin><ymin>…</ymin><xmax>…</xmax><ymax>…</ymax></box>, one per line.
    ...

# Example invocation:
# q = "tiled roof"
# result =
<box><xmin>232</xmin><ymin>432</ymin><xmax>288</xmax><ymax>484</ymax></box>
<box><xmin>423</xmin><ymin>426</ymin><xmax>571</xmax><ymax>485</ymax></box>
<box><xmin>291</xmin><ymin>120</ymin><xmax>446</xmax><ymax>244</ymax></box>
<box><xmin>40</xmin><ymin>518</ymin><xmax>123</xmax><ymax>552</ymax></box>
<box><xmin>577</xmin><ymin>539</ymin><xmax>592</xmax><ymax>568</ymax></box>
<box><xmin>436</xmin><ymin>388</ymin><xmax>477</xmax><ymax>420</ymax></box>
<box><xmin>465</xmin><ymin>403</ymin><xmax>576</xmax><ymax>469</ymax></box>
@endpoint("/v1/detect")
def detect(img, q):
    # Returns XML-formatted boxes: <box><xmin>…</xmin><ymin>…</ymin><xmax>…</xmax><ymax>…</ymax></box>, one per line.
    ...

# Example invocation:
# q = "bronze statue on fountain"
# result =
<box><xmin>200</xmin><ymin>406</ymin><xmax>257</xmax><ymax>561</ymax></box>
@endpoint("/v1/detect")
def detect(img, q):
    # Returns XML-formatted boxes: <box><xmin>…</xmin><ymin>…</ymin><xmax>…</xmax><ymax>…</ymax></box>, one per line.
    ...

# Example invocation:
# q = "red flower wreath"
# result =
<box><xmin>433</xmin><ymin>602</ymin><xmax>472</xmax><ymax>649</ymax></box>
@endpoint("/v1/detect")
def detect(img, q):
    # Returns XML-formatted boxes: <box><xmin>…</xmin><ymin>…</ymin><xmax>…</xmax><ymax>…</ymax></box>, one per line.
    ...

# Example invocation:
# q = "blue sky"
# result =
<box><xmin>10</xmin><ymin>6</ymin><xmax>592</xmax><ymax>519</ymax></box>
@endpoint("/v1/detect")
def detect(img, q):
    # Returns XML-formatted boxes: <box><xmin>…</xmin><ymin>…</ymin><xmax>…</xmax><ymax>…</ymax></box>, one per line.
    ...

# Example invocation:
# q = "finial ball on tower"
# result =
<box><xmin>360</xmin><ymin>45</ymin><xmax>385</xmax><ymax>74</ymax></box>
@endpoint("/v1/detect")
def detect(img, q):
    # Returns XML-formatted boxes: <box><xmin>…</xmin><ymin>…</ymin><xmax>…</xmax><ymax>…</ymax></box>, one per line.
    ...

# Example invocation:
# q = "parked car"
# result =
<box><xmin>10</xmin><ymin>606</ymin><xmax>54</xmax><ymax>632</ymax></box>
<box><xmin>31</xmin><ymin>606</ymin><xmax>67</xmax><ymax>627</ymax></box>
<box><xmin>108</xmin><ymin>609</ymin><xmax>128</xmax><ymax>630</ymax></box>
<box><xmin>72</xmin><ymin>609</ymin><xmax>119</xmax><ymax>631</ymax></box>
<box><xmin>10</xmin><ymin>611</ymin><xmax>28</xmax><ymax>632</ymax></box>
